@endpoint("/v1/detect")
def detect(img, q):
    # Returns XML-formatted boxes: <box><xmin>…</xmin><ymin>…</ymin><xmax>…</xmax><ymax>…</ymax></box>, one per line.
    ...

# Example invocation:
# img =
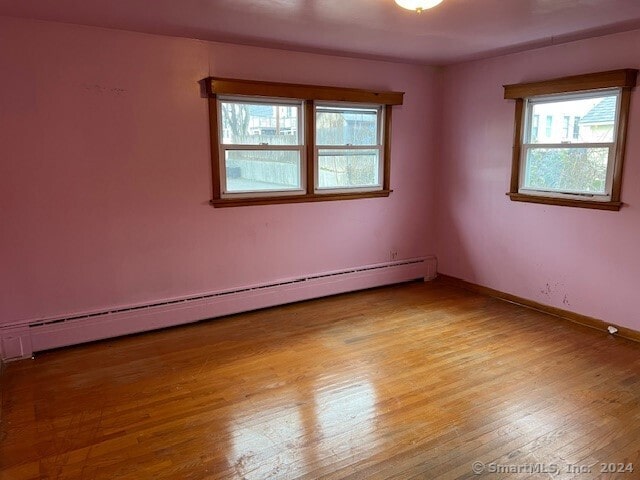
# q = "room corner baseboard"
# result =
<box><xmin>437</xmin><ymin>273</ymin><xmax>640</xmax><ymax>344</ymax></box>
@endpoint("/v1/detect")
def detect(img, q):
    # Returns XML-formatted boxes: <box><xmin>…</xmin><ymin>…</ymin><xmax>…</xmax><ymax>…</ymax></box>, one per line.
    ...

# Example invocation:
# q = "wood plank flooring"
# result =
<box><xmin>1</xmin><ymin>280</ymin><xmax>640</xmax><ymax>479</ymax></box>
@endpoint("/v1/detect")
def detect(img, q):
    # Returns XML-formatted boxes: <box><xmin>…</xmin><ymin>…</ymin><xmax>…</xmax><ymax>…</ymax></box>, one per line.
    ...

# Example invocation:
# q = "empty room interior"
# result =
<box><xmin>2</xmin><ymin>0</ymin><xmax>640</xmax><ymax>478</ymax></box>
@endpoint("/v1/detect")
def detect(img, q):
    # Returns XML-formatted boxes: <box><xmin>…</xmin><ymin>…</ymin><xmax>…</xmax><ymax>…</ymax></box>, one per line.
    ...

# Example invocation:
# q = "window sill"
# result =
<box><xmin>507</xmin><ymin>192</ymin><xmax>622</xmax><ymax>211</ymax></box>
<box><xmin>211</xmin><ymin>190</ymin><xmax>392</xmax><ymax>208</ymax></box>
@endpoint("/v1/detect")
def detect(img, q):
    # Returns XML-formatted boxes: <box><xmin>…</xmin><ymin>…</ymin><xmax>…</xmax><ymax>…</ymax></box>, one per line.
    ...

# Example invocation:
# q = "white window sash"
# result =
<box><xmin>519</xmin><ymin>144</ymin><xmax>615</xmax><ymax>200</ymax></box>
<box><xmin>519</xmin><ymin>89</ymin><xmax>621</xmax><ymax>200</ymax></box>
<box><xmin>314</xmin><ymin>103</ymin><xmax>384</xmax><ymax>193</ymax></box>
<box><xmin>218</xmin><ymin>97</ymin><xmax>306</xmax><ymax>198</ymax></box>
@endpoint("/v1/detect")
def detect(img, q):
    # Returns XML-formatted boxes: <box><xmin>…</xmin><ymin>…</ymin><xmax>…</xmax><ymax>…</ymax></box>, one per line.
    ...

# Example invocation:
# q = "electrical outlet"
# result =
<box><xmin>389</xmin><ymin>250</ymin><xmax>398</xmax><ymax>261</ymax></box>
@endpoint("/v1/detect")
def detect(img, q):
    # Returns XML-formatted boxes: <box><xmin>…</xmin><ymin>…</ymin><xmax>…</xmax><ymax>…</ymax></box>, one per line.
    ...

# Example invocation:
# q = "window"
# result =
<box><xmin>572</xmin><ymin>116</ymin><xmax>581</xmax><ymax>139</ymax></box>
<box><xmin>315</xmin><ymin>105</ymin><xmax>383</xmax><ymax>192</ymax></box>
<box><xmin>522</xmin><ymin>90</ymin><xmax>619</xmax><ymax>197</ymax></box>
<box><xmin>504</xmin><ymin>69</ymin><xmax>637</xmax><ymax>211</ymax></box>
<box><xmin>204</xmin><ymin>77</ymin><xmax>403</xmax><ymax>207</ymax></box>
<box><xmin>218</xmin><ymin>97</ymin><xmax>304</xmax><ymax>198</ymax></box>
<box><xmin>219</xmin><ymin>99</ymin><xmax>304</xmax><ymax>197</ymax></box>
<box><xmin>562</xmin><ymin>115</ymin><xmax>570</xmax><ymax>139</ymax></box>
<box><xmin>545</xmin><ymin>115</ymin><xmax>553</xmax><ymax>138</ymax></box>
<box><xmin>531</xmin><ymin>114</ymin><xmax>539</xmax><ymax>141</ymax></box>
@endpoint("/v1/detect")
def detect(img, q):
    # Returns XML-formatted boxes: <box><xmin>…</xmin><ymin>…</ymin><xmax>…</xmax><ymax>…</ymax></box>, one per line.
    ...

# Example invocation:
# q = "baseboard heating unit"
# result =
<box><xmin>0</xmin><ymin>256</ymin><xmax>437</xmax><ymax>361</ymax></box>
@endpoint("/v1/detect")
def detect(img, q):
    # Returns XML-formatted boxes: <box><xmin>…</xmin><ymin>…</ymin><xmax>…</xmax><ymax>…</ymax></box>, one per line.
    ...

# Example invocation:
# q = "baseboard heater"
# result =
<box><xmin>0</xmin><ymin>256</ymin><xmax>437</xmax><ymax>361</ymax></box>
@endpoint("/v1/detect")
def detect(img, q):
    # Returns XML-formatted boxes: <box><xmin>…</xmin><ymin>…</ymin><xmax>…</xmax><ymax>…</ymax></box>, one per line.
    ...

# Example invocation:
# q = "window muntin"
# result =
<box><xmin>315</xmin><ymin>104</ymin><xmax>384</xmax><ymax>192</ymax></box>
<box><xmin>218</xmin><ymin>98</ymin><xmax>305</xmax><ymax>198</ymax></box>
<box><xmin>520</xmin><ymin>89</ymin><xmax>621</xmax><ymax>200</ymax></box>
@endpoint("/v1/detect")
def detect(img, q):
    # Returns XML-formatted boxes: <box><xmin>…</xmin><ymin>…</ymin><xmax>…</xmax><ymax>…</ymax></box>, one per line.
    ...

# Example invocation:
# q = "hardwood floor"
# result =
<box><xmin>2</xmin><ymin>280</ymin><xmax>640</xmax><ymax>479</ymax></box>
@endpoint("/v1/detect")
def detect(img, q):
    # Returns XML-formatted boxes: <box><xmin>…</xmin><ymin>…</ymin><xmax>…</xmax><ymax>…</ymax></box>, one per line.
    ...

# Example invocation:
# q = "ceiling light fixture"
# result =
<box><xmin>395</xmin><ymin>0</ymin><xmax>443</xmax><ymax>13</ymax></box>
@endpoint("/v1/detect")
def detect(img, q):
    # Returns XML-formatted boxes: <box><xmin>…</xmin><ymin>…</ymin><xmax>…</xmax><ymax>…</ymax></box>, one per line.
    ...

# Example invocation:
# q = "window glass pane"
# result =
<box><xmin>573</xmin><ymin>116</ymin><xmax>581</xmax><ymax>139</ymax></box>
<box><xmin>316</xmin><ymin>106</ymin><xmax>378</xmax><ymax>146</ymax></box>
<box><xmin>225</xmin><ymin>150</ymin><xmax>301</xmax><ymax>193</ymax></box>
<box><xmin>562</xmin><ymin>116</ymin><xmax>570</xmax><ymax>138</ymax></box>
<box><xmin>221</xmin><ymin>102</ymin><xmax>300</xmax><ymax>145</ymax></box>
<box><xmin>531</xmin><ymin>115</ymin><xmax>539</xmax><ymax>141</ymax></box>
<box><xmin>524</xmin><ymin>147</ymin><xmax>609</xmax><ymax>194</ymax></box>
<box><xmin>528</xmin><ymin>94</ymin><xmax>617</xmax><ymax>144</ymax></box>
<box><xmin>545</xmin><ymin>116</ymin><xmax>553</xmax><ymax>137</ymax></box>
<box><xmin>317</xmin><ymin>149</ymin><xmax>380</xmax><ymax>189</ymax></box>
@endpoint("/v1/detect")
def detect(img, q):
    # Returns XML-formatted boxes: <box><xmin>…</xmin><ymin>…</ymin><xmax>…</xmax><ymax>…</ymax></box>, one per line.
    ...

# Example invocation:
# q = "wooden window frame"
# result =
<box><xmin>204</xmin><ymin>77</ymin><xmax>404</xmax><ymax>207</ymax></box>
<box><xmin>504</xmin><ymin>69</ymin><xmax>637</xmax><ymax>211</ymax></box>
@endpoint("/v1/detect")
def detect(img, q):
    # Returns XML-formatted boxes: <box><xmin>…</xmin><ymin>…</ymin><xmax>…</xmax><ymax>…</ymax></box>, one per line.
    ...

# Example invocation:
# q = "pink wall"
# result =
<box><xmin>437</xmin><ymin>29</ymin><xmax>640</xmax><ymax>331</ymax></box>
<box><xmin>0</xmin><ymin>17</ymin><xmax>439</xmax><ymax>325</ymax></box>
<box><xmin>4</xmin><ymin>14</ymin><xmax>638</xmax><ymax>336</ymax></box>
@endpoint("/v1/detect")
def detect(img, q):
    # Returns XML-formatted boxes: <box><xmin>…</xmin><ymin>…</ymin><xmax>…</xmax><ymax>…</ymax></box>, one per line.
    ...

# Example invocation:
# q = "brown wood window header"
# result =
<box><xmin>205</xmin><ymin>77</ymin><xmax>404</xmax><ymax>105</ymax></box>
<box><xmin>504</xmin><ymin>69</ymin><xmax>638</xmax><ymax>99</ymax></box>
<box><xmin>503</xmin><ymin>69</ymin><xmax>638</xmax><ymax>211</ymax></box>
<box><xmin>204</xmin><ymin>77</ymin><xmax>404</xmax><ymax>208</ymax></box>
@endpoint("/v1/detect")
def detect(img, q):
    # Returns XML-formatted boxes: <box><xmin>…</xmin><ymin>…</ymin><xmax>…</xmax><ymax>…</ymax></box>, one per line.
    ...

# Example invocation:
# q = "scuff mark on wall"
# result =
<box><xmin>541</xmin><ymin>283</ymin><xmax>552</xmax><ymax>296</ymax></box>
<box><xmin>81</xmin><ymin>83</ymin><xmax>127</xmax><ymax>95</ymax></box>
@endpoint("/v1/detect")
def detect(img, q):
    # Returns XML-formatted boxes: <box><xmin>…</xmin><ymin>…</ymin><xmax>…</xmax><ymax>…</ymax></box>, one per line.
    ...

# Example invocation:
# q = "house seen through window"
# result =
<box><xmin>504</xmin><ymin>69</ymin><xmax>637</xmax><ymax>211</ymax></box>
<box><xmin>522</xmin><ymin>90</ymin><xmax>619</xmax><ymax>196</ymax></box>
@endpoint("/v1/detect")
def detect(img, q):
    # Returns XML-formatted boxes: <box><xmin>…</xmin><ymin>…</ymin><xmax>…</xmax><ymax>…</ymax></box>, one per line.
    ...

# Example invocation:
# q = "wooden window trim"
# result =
<box><xmin>210</xmin><ymin>190</ymin><xmax>393</xmax><ymax>208</ymax></box>
<box><xmin>205</xmin><ymin>77</ymin><xmax>403</xmax><ymax>207</ymax></box>
<box><xmin>503</xmin><ymin>69</ymin><xmax>637</xmax><ymax>99</ymax></box>
<box><xmin>504</xmin><ymin>69</ymin><xmax>637</xmax><ymax>211</ymax></box>
<box><xmin>205</xmin><ymin>77</ymin><xmax>404</xmax><ymax>106</ymax></box>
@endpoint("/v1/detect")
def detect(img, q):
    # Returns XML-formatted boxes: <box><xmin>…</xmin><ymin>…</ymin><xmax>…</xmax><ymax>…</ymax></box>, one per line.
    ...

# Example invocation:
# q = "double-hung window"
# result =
<box><xmin>219</xmin><ymin>98</ymin><xmax>305</xmax><ymax>198</ymax></box>
<box><xmin>204</xmin><ymin>77</ymin><xmax>403</xmax><ymax>207</ymax></box>
<box><xmin>315</xmin><ymin>104</ymin><xmax>383</xmax><ymax>192</ymax></box>
<box><xmin>521</xmin><ymin>89</ymin><xmax>620</xmax><ymax>199</ymax></box>
<box><xmin>504</xmin><ymin>69</ymin><xmax>637</xmax><ymax>211</ymax></box>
